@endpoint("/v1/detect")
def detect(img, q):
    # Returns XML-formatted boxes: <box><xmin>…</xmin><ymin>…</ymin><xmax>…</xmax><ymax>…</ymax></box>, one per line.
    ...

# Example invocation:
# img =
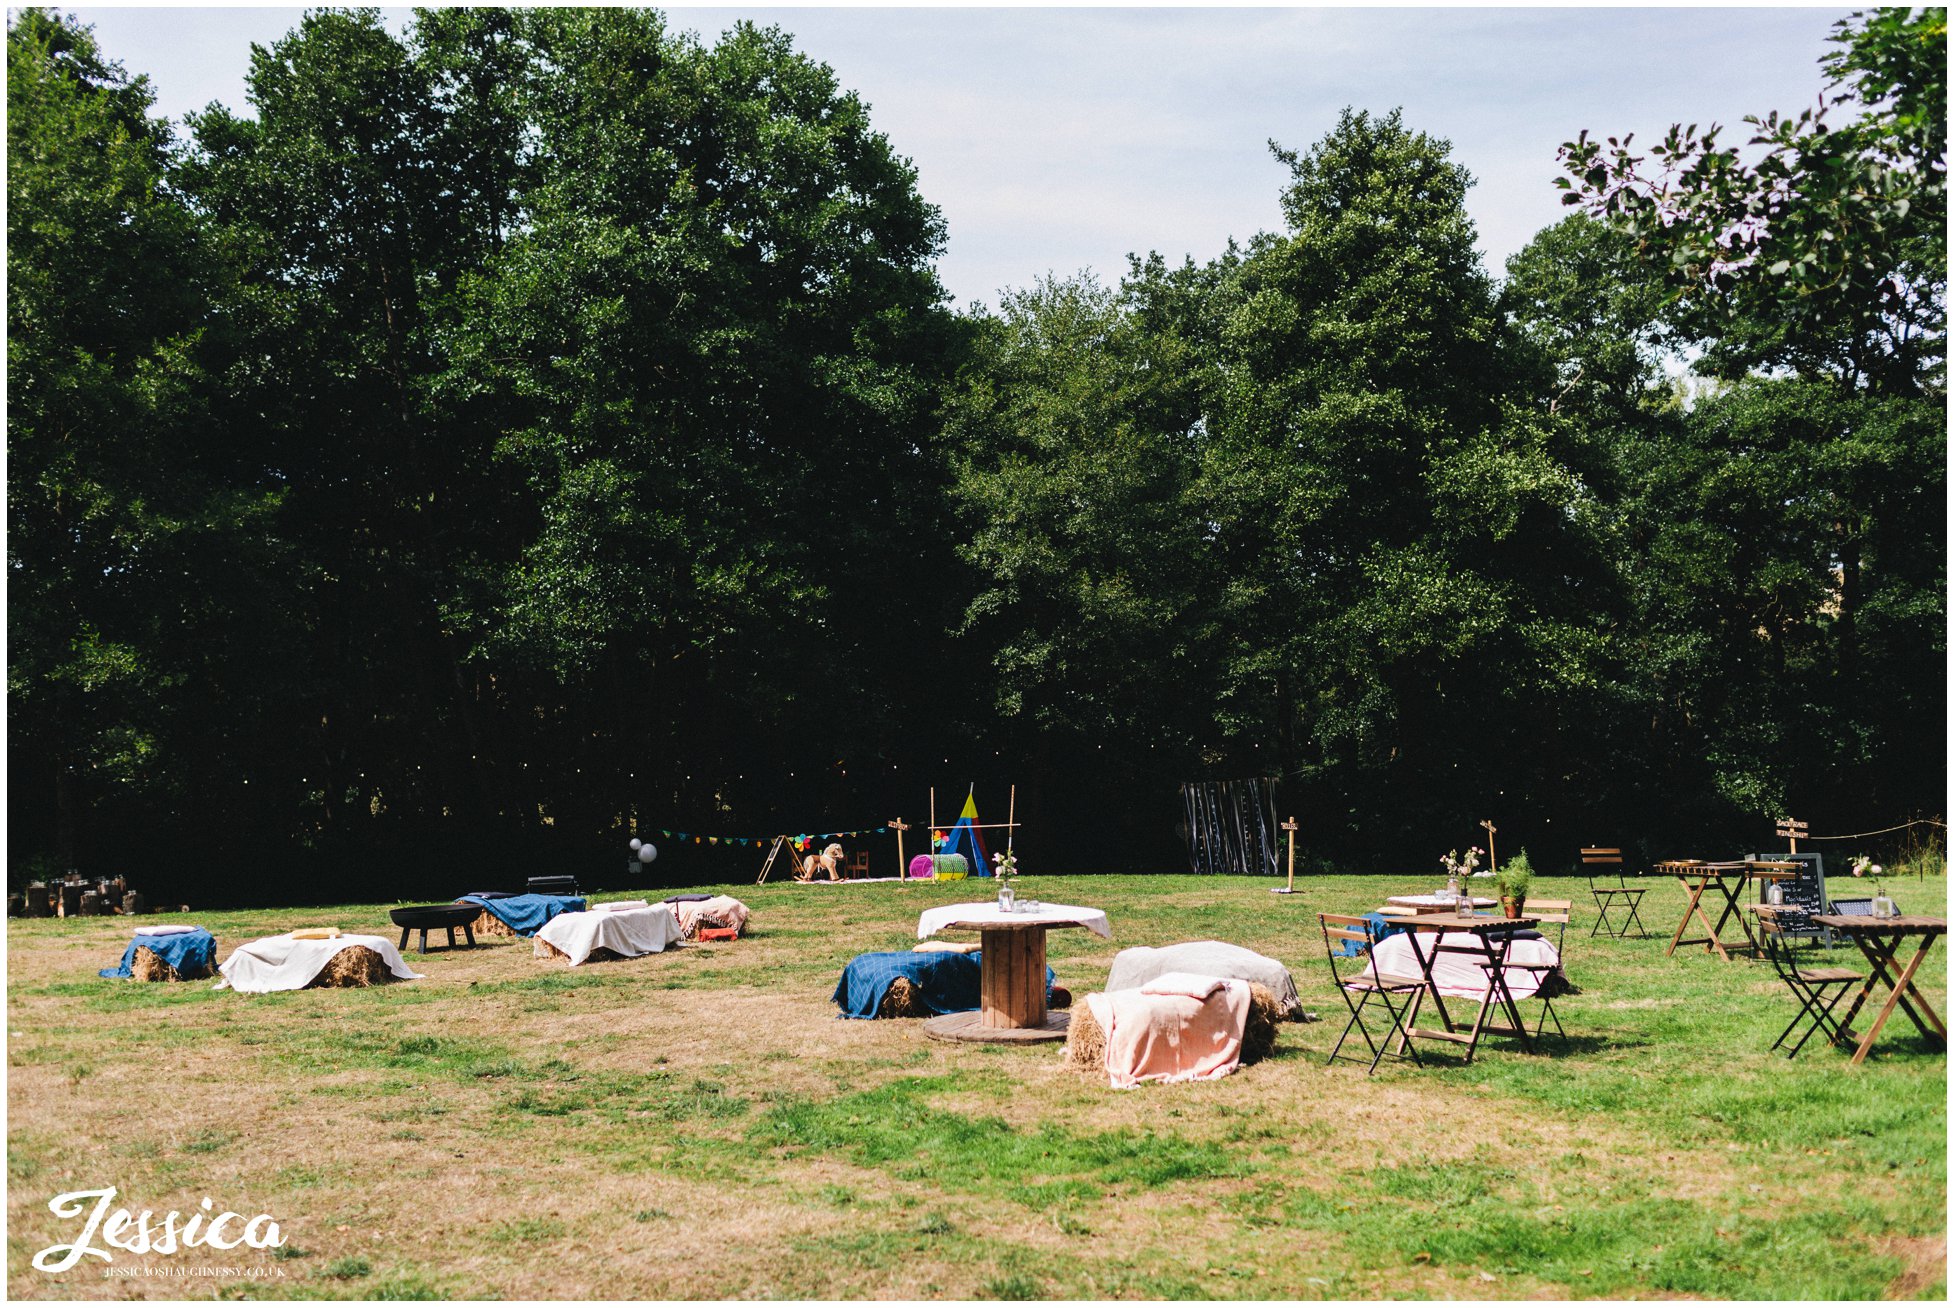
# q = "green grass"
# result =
<box><xmin>4</xmin><ymin>873</ymin><xmax>1943</xmax><ymax>1300</ymax></box>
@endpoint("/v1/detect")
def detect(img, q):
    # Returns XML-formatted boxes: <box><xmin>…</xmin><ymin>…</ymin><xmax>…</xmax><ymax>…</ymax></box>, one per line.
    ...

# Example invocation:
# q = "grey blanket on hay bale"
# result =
<box><xmin>1105</xmin><ymin>941</ymin><xmax>1302</xmax><ymax>1017</ymax></box>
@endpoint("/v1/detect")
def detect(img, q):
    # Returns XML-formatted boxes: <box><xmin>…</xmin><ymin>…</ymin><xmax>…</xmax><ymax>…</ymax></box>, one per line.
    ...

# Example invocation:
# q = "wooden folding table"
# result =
<box><xmin>1809</xmin><ymin>914</ymin><xmax>1947</xmax><ymax>1066</ymax></box>
<box><xmin>1393</xmin><ymin>913</ymin><xmax>1541</xmax><ymax>1063</ymax></box>
<box><xmin>1664</xmin><ymin>860</ymin><xmax>1799</xmax><ymax>961</ymax></box>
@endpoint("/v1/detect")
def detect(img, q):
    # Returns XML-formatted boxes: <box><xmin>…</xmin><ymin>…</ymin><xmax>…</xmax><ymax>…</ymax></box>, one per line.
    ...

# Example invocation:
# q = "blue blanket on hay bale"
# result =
<box><xmin>459</xmin><ymin>893</ymin><xmax>586</xmax><ymax>936</ymax></box>
<box><xmin>832</xmin><ymin>950</ymin><xmax>1057</xmax><ymax>1020</ymax></box>
<box><xmin>100</xmin><ymin>928</ymin><xmax>217</xmax><ymax>979</ymax></box>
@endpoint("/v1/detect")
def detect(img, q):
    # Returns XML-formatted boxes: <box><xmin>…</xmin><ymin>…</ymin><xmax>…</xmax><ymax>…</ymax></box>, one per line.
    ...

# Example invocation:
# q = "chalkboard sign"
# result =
<box><xmin>1751</xmin><ymin>852</ymin><xmax>1829</xmax><ymax>942</ymax></box>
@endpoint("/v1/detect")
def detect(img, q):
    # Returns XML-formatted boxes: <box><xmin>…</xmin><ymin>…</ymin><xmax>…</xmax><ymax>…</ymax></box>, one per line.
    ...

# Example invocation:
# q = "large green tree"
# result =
<box><xmin>8</xmin><ymin>10</ymin><xmax>294</xmax><ymax>872</ymax></box>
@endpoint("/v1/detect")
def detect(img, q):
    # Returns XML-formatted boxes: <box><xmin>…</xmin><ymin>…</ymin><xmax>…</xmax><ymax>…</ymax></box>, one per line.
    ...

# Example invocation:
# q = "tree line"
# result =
<box><xmin>8</xmin><ymin>7</ymin><xmax>1943</xmax><ymax>902</ymax></box>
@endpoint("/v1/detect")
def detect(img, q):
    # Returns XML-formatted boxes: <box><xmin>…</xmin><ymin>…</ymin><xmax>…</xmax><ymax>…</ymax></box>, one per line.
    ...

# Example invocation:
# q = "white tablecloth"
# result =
<box><xmin>217</xmin><ymin>932</ymin><xmax>423</xmax><ymax>993</ymax></box>
<box><xmin>916</xmin><ymin>901</ymin><xmax>1111</xmax><ymax>940</ymax></box>
<box><xmin>535</xmin><ymin>905</ymin><xmax>680</xmax><ymax>965</ymax></box>
<box><xmin>1366</xmin><ymin>932</ymin><xmax>1560</xmax><ymax>1000</ymax></box>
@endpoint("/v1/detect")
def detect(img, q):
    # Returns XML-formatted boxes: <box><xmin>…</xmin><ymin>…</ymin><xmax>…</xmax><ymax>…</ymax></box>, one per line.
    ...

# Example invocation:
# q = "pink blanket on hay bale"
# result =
<box><xmin>1084</xmin><ymin>972</ymin><xmax>1250</xmax><ymax>1090</ymax></box>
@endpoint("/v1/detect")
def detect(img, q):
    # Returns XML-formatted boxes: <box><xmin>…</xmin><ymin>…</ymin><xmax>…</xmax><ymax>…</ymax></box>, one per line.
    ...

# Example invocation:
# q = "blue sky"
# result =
<box><xmin>66</xmin><ymin>5</ymin><xmax>1848</xmax><ymax>309</ymax></box>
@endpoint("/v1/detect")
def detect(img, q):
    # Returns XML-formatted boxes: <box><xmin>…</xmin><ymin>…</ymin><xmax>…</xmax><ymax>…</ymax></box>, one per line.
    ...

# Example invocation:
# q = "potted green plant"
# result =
<box><xmin>1496</xmin><ymin>852</ymin><xmax>1535</xmax><ymax>918</ymax></box>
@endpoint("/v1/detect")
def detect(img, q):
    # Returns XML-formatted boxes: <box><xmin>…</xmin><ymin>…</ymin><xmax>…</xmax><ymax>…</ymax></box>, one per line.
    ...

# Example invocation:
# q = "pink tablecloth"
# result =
<box><xmin>1366</xmin><ymin>932</ymin><xmax>1560</xmax><ymax>1000</ymax></box>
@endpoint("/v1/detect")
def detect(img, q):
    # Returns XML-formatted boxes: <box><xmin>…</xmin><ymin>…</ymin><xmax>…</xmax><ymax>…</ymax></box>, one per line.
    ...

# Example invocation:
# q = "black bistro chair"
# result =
<box><xmin>1756</xmin><ymin>905</ymin><xmax>1863</xmax><ymax>1058</ymax></box>
<box><xmin>1583</xmin><ymin>846</ymin><xmax>1649</xmax><ymax>939</ymax></box>
<box><xmin>1318</xmin><ymin>913</ymin><xmax>1427</xmax><ymax>1075</ymax></box>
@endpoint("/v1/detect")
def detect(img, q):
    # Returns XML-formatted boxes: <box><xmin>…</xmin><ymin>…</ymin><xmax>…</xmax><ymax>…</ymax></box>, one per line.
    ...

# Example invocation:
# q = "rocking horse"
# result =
<box><xmin>796</xmin><ymin>843</ymin><xmax>846</xmax><ymax>882</ymax></box>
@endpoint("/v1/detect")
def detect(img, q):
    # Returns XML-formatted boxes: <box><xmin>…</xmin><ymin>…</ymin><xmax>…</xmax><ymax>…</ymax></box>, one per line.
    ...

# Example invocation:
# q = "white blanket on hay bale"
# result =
<box><xmin>217</xmin><ymin>933</ymin><xmax>423</xmax><ymax>994</ymax></box>
<box><xmin>535</xmin><ymin>905</ymin><xmax>681</xmax><ymax>965</ymax></box>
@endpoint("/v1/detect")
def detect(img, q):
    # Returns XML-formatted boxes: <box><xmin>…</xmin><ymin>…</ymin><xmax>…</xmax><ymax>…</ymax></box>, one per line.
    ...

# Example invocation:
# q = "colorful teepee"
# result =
<box><xmin>935</xmin><ymin>789</ymin><xmax>994</xmax><ymax>877</ymax></box>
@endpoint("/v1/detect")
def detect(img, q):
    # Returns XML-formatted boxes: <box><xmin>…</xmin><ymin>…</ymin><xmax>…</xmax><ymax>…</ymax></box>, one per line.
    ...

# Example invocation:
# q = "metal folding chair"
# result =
<box><xmin>1756</xmin><ymin>906</ymin><xmax>1863</xmax><ymax>1058</ymax></box>
<box><xmin>1319</xmin><ymin>913</ymin><xmax>1426</xmax><ymax>1075</ymax></box>
<box><xmin>1583</xmin><ymin>847</ymin><xmax>1648</xmax><ymax>939</ymax></box>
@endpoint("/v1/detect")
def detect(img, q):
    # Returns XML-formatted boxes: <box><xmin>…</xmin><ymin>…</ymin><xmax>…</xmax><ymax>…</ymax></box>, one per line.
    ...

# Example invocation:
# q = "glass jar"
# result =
<box><xmin>1445</xmin><ymin>875</ymin><xmax>1462</xmax><ymax>905</ymax></box>
<box><xmin>997</xmin><ymin>880</ymin><xmax>1016</xmax><ymax>913</ymax></box>
<box><xmin>1872</xmin><ymin>891</ymin><xmax>1895</xmax><ymax>920</ymax></box>
<box><xmin>1765</xmin><ymin>881</ymin><xmax>1783</xmax><ymax>906</ymax></box>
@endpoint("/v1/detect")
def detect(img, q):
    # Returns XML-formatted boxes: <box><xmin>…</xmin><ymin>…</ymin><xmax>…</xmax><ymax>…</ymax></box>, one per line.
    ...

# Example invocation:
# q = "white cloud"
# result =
<box><xmin>65</xmin><ymin>5</ymin><xmax>1848</xmax><ymax>305</ymax></box>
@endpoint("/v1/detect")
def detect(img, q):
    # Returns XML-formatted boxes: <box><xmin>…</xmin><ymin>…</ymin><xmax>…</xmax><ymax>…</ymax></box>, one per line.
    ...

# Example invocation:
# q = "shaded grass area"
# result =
<box><xmin>5</xmin><ymin>873</ymin><xmax>1946</xmax><ymax>1299</ymax></box>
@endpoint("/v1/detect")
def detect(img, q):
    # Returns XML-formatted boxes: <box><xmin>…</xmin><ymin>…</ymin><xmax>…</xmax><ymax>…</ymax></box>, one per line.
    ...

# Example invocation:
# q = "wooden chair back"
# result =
<box><xmin>1528</xmin><ymin>898</ymin><xmax>1573</xmax><ymax>925</ymax></box>
<box><xmin>1318</xmin><ymin>913</ymin><xmax>1374</xmax><ymax>948</ymax></box>
<box><xmin>1580</xmin><ymin>847</ymin><xmax>1623</xmax><ymax>866</ymax></box>
<box><xmin>847</xmin><ymin>850</ymin><xmax>871</xmax><ymax>878</ymax></box>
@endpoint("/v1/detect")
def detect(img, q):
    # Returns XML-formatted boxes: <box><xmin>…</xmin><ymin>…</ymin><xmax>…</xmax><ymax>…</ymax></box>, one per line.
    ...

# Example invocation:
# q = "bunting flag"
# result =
<box><xmin>649</xmin><ymin>825</ymin><xmax>891</xmax><ymax>844</ymax></box>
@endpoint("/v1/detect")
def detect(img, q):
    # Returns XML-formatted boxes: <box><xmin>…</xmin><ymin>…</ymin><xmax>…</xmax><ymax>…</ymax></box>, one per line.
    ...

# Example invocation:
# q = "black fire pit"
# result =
<box><xmin>388</xmin><ymin>904</ymin><xmax>481</xmax><ymax>953</ymax></box>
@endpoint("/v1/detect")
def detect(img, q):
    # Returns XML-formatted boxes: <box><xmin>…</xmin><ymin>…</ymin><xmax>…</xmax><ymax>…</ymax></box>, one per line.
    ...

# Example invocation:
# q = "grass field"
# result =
<box><xmin>6</xmin><ymin>872</ymin><xmax>1946</xmax><ymax>1300</ymax></box>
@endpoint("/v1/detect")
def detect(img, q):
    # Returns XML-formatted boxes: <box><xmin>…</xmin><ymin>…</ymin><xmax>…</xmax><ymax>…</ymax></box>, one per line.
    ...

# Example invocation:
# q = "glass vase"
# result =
<box><xmin>997</xmin><ymin>880</ymin><xmax>1016</xmax><ymax>913</ymax></box>
<box><xmin>1872</xmin><ymin>891</ymin><xmax>1895</xmax><ymax>920</ymax></box>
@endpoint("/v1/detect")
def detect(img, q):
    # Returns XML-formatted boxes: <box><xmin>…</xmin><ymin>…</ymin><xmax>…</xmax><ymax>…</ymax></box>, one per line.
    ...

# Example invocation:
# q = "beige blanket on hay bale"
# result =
<box><xmin>1065</xmin><ymin>974</ymin><xmax>1278</xmax><ymax>1089</ymax></box>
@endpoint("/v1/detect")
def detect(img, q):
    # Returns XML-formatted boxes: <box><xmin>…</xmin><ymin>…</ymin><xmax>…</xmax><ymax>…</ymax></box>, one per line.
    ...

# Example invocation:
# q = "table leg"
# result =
<box><xmin>1691</xmin><ymin>878</ymin><xmax>1743</xmax><ymax>961</ymax></box>
<box><xmin>1848</xmin><ymin>934</ymin><xmax>1936</xmax><ymax>1040</ymax></box>
<box><xmin>447</xmin><ymin>925</ymin><xmax>460</xmax><ymax>950</ymax></box>
<box><xmin>979</xmin><ymin>928</ymin><xmax>1047</xmax><ymax>1029</ymax></box>
<box><xmin>1848</xmin><ymin>936</ymin><xmax>1945</xmax><ymax>1065</ymax></box>
<box><xmin>1403</xmin><ymin>930</ymin><xmax>1456</xmax><ymax>1033</ymax></box>
<box><xmin>1668</xmin><ymin>876</ymin><xmax>1711</xmax><ymax>957</ymax></box>
<box><xmin>418</xmin><ymin>928</ymin><xmax>430</xmax><ymax>954</ymax></box>
<box><xmin>1844</xmin><ymin>934</ymin><xmax>1938</xmax><ymax>1055</ymax></box>
<box><xmin>398</xmin><ymin>926</ymin><xmax>410</xmax><ymax>950</ymax></box>
<box><xmin>1831</xmin><ymin>938</ymin><xmax>1884</xmax><ymax>1046</ymax></box>
<box><xmin>463</xmin><ymin>922</ymin><xmax>476</xmax><ymax>948</ymax></box>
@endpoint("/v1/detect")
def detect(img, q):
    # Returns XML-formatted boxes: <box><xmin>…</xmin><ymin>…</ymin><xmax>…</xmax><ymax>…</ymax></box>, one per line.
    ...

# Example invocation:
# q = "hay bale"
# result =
<box><xmin>534</xmin><ymin>939</ymin><xmax>623</xmax><ymax>965</ymax></box>
<box><xmin>1063</xmin><ymin>982</ymin><xmax>1281</xmax><ymax>1073</ymax></box>
<box><xmin>1241</xmin><ymin>983</ymin><xmax>1280</xmax><ymax>1064</ymax></box>
<box><xmin>128</xmin><ymin>945</ymin><xmax>214</xmax><ymax>983</ymax></box>
<box><xmin>876</xmin><ymin>976</ymin><xmax>926</xmax><ymax>1018</ymax></box>
<box><xmin>130</xmin><ymin>946</ymin><xmax>179</xmax><ymax>982</ymax></box>
<box><xmin>469</xmin><ymin>909</ymin><xmax>518</xmax><ymax>939</ymax></box>
<box><xmin>1064</xmin><ymin>997</ymin><xmax>1108</xmax><ymax>1068</ymax></box>
<box><xmin>304</xmin><ymin>945</ymin><xmax>391</xmax><ymax>988</ymax></box>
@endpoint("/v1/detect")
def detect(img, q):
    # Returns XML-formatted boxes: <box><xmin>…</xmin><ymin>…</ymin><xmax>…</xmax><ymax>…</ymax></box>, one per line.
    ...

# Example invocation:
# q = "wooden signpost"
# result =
<box><xmin>889</xmin><ymin>816</ymin><xmax>910</xmax><ymax>880</ymax></box>
<box><xmin>1776</xmin><ymin>816</ymin><xmax>1807</xmax><ymax>854</ymax></box>
<box><xmin>1271</xmin><ymin>816</ymin><xmax>1300</xmax><ymax>894</ymax></box>
<box><xmin>1480</xmin><ymin>819</ymin><xmax>1499</xmax><ymax>877</ymax></box>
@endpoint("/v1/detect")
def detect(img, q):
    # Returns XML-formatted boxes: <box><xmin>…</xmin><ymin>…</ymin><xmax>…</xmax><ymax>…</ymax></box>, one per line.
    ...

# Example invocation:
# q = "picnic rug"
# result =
<box><xmin>458</xmin><ymin>892</ymin><xmax>587</xmax><ymax>936</ymax></box>
<box><xmin>832</xmin><ymin>949</ymin><xmax>1056</xmax><ymax>1020</ymax></box>
<box><xmin>100</xmin><ymin>927</ymin><xmax>217</xmax><ymax>979</ymax></box>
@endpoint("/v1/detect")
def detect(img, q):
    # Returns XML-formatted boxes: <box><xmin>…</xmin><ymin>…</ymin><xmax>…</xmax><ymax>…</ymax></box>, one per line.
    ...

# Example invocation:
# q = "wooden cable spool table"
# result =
<box><xmin>914</xmin><ymin>901</ymin><xmax>1111</xmax><ymax>1043</ymax></box>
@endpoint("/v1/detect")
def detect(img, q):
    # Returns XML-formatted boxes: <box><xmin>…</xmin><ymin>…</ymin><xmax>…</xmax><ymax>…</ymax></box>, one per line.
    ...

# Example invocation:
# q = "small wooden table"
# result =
<box><xmin>1664</xmin><ymin>860</ymin><xmax>1799</xmax><ymax>961</ymax></box>
<box><xmin>915</xmin><ymin>902</ymin><xmax>1110</xmax><ymax>1043</ymax></box>
<box><xmin>1809</xmin><ymin>915</ymin><xmax>1947</xmax><ymax>1065</ymax></box>
<box><xmin>1394</xmin><ymin>913</ymin><xmax>1541</xmax><ymax>1063</ymax></box>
